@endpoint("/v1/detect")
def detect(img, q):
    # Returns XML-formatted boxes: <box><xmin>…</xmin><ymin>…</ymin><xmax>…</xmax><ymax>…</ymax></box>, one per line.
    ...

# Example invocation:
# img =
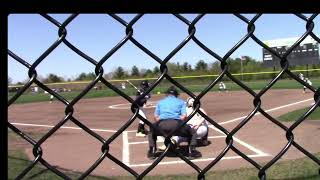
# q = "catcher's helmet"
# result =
<box><xmin>187</xmin><ymin>97</ymin><xmax>195</xmax><ymax>107</ymax></box>
<box><xmin>140</xmin><ymin>80</ymin><xmax>149</xmax><ymax>88</ymax></box>
<box><xmin>165</xmin><ymin>86</ymin><xmax>179</xmax><ymax>96</ymax></box>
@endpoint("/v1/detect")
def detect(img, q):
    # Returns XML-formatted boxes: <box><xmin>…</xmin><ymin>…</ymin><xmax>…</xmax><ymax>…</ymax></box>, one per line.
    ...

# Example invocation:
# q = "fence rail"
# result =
<box><xmin>8</xmin><ymin>68</ymin><xmax>320</xmax><ymax>88</ymax></box>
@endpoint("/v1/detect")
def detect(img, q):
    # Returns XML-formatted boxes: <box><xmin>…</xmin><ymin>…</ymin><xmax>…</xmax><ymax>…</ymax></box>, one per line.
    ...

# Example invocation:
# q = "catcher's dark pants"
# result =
<box><xmin>148</xmin><ymin>119</ymin><xmax>197</xmax><ymax>148</ymax></box>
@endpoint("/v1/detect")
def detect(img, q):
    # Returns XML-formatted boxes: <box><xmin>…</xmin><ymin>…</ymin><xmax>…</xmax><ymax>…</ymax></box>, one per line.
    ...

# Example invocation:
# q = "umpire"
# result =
<box><xmin>147</xmin><ymin>86</ymin><xmax>202</xmax><ymax>160</ymax></box>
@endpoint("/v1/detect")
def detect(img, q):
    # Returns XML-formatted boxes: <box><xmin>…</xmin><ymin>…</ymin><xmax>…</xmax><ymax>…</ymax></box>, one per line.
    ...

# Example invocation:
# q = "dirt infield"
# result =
<box><xmin>8</xmin><ymin>89</ymin><xmax>320</xmax><ymax>177</ymax></box>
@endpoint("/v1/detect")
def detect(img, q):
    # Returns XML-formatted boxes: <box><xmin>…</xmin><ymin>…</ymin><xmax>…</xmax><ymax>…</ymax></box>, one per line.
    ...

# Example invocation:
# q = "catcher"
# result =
<box><xmin>183</xmin><ymin>97</ymin><xmax>210</xmax><ymax>146</ymax></box>
<box><xmin>158</xmin><ymin>97</ymin><xmax>210</xmax><ymax>150</ymax></box>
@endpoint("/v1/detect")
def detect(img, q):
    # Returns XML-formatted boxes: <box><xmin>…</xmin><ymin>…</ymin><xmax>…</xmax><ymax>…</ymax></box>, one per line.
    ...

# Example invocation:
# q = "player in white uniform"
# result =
<box><xmin>159</xmin><ymin>97</ymin><xmax>210</xmax><ymax>149</ymax></box>
<box><xmin>49</xmin><ymin>89</ymin><xmax>55</xmax><ymax>103</ymax></box>
<box><xmin>299</xmin><ymin>73</ymin><xmax>304</xmax><ymax>81</ymax></box>
<box><xmin>49</xmin><ymin>94</ymin><xmax>54</xmax><ymax>103</ymax></box>
<box><xmin>218</xmin><ymin>81</ymin><xmax>227</xmax><ymax>92</ymax></box>
<box><xmin>303</xmin><ymin>78</ymin><xmax>312</xmax><ymax>93</ymax></box>
<box><xmin>121</xmin><ymin>82</ymin><xmax>126</xmax><ymax>90</ymax></box>
<box><xmin>177</xmin><ymin>98</ymin><xmax>210</xmax><ymax>145</ymax></box>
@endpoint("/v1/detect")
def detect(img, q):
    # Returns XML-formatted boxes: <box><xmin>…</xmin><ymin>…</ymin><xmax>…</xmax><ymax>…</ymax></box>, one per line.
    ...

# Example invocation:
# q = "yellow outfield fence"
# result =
<box><xmin>8</xmin><ymin>68</ymin><xmax>320</xmax><ymax>88</ymax></box>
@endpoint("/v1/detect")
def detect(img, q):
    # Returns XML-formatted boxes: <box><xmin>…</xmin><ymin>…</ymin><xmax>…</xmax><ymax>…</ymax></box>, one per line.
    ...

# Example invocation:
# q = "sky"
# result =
<box><xmin>8</xmin><ymin>14</ymin><xmax>320</xmax><ymax>83</ymax></box>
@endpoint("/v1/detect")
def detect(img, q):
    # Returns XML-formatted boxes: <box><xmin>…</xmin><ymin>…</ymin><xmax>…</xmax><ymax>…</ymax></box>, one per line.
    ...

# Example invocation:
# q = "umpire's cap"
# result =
<box><xmin>165</xmin><ymin>86</ymin><xmax>179</xmax><ymax>96</ymax></box>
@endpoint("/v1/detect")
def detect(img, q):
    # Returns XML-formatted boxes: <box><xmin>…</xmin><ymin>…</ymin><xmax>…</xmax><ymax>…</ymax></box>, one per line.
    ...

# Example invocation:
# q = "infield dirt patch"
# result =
<box><xmin>8</xmin><ymin>89</ymin><xmax>320</xmax><ymax>177</ymax></box>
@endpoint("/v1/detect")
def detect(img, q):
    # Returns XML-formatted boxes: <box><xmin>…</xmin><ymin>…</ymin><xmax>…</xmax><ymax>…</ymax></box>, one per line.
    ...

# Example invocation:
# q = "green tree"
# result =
<box><xmin>167</xmin><ymin>62</ymin><xmax>180</xmax><ymax>76</ymax></box>
<box><xmin>86</xmin><ymin>72</ymin><xmax>96</xmax><ymax>80</ymax></box>
<box><xmin>131</xmin><ymin>65</ymin><xmax>140</xmax><ymax>77</ymax></box>
<box><xmin>195</xmin><ymin>60</ymin><xmax>208</xmax><ymax>71</ymax></box>
<box><xmin>227</xmin><ymin>58</ymin><xmax>241</xmax><ymax>73</ymax></box>
<box><xmin>182</xmin><ymin>62</ymin><xmax>190</xmax><ymax>71</ymax></box>
<box><xmin>114</xmin><ymin>66</ymin><xmax>127</xmax><ymax>79</ymax></box>
<box><xmin>75</xmin><ymin>73</ymin><xmax>87</xmax><ymax>81</ymax></box>
<box><xmin>44</xmin><ymin>73</ymin><xmax>64</xmax><ymax>83</ymax></box>
<box><xmin>75</xmin><ymin>72</ymin><xmax>96</xmax><ymax>81</ymax></box>
<box><xmin>210</xmin><ymin>61</ymin><xmax>220</xmax><ymax>73</ymax></box>
<box><xmin>153</xmin><ymin>66</ymin><xmax>160</xmax><ymax>75</ymax></box>
<box><xmin>177</xmin><ymin>62</ymin><xmax>181</xmax><ymax>70</ymax></box>
<box><xmin>143</xmin><ymin>69</ymin><xmax>153</xmax><ymax>77</ymax></box>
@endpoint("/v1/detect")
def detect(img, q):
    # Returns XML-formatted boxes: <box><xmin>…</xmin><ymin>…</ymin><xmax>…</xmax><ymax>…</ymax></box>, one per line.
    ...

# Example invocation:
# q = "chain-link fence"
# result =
<box><xmin>8</xmin><ymin>14</ymin><xmax>320</xmax><ymax>180</ymax></box>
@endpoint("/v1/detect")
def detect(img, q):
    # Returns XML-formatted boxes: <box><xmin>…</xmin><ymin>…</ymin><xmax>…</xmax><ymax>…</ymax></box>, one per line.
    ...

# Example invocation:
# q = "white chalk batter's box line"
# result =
<box><xmin>122</xmin><ymin>127</ymin><xmax>271</xmax><ymax>167</ymax></box>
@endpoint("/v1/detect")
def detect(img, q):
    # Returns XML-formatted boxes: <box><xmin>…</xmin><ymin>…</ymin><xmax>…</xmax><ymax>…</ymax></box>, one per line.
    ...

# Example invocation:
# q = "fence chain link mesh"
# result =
<box><xmin>8</xmin><ymin>14</ymin><xmax>320</xmax><ymax>180</ymax></box>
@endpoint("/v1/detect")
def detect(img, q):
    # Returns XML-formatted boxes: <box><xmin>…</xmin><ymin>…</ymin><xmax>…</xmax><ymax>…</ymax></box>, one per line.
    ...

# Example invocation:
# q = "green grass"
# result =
<box><xmin>8</xmin><ymin>89</ymin><xmax>126</xmax><ymax>104</ymax></box>
<box><xmin>8</xmin><ymin>78</ymin><xmax>320</xmax><ymax>104</ymax></box>
<box><xmin>8</xmin><ymin>128</ymin><xmax>45</xmax><ymax>142</ymax></box>
<box><xmin>141</xmin><ymin>154</ymin><xmax>320</xmax><ymax>180</ymax></box>
<box><xmin>8</xmin><ymin>147</ymin><xmax>320</xmax><ymax>180</ymax></box>
<box><xmin>8</xmin><ymin>150</ymin><xmax>113</xmax><ymax>180</ymax></box>
<box><xmin>278</xmin><ymin>107</ymin><xmax>320</xmax><ymax>122</ymax></box>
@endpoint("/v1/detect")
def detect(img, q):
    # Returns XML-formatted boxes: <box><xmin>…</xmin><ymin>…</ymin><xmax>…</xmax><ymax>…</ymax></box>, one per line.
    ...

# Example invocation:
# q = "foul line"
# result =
<box><xmin>122</xmin><ymin>131</ymin><xmax>130</xmax><ymax>165</ymax></box>
<box><xmin>219</xmin><ymin>98</ymin><xmax>313</xmax><ymax>125</ymax></box>
<box><xmin>209</xmin><ymin>125</ymin><xmax>270</xmax><ymax>156</ymax></box>
<box><xmin>10</xmin><ymin>122</ymin><xmax>117</xmax><ymax>133</ymax></box>
<box><xmin>232</xmin><ymin>136</ymin><xmax>270</xmax><ymax>156</ymax></box>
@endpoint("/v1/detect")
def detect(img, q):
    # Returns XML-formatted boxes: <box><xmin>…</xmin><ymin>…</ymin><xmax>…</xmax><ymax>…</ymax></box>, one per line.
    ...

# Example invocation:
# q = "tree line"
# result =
<box><xmin>9</xmin><ymin>56</ymin><xmax>320</xmax><ymax>85</ymax></box>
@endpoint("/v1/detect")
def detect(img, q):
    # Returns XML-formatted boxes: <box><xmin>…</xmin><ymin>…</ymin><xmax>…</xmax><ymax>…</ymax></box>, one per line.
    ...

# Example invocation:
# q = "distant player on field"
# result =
<box><xmin>303</xmin><ymin>78</ymin><xmax>312</xmax><ymax>93</ymax></box>
<box><xmin>49</xmin><ymin>94</ymin><xmax>54</xmax><ymax>103</ymax></box>
<box><xmin>299</xmin><ymin>73</ymin><xmax>305</xmax><ymax>81</ymax></box>
<box><xmin>218</xmin><ymin>81</ymin><xmax>227</xmax><ymax>92</ymax></box>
